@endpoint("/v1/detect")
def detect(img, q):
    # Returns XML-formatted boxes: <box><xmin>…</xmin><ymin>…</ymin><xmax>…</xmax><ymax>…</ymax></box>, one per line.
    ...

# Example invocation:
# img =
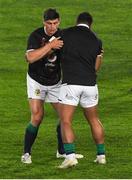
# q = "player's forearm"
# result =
<box><xmin>25</xmin><ymin>43</ymin><xmax>52</xmax><ymax>63</ymax></box>
<box><xmin>95</xmin><ymin>55</ymin><xmax>102</xmax><ymax>72</ymax></box>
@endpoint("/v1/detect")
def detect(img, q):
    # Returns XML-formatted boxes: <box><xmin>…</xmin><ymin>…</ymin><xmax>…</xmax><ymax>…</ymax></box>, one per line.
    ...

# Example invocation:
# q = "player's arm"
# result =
<box><xmin>95</xmin><ymin>49</ymin><xmax>104</xmax><ymax>72</ymax></box>
<box><xmin>26</xmin><ymin>37</ymin><xmax>63</xmax><ymax>64</ymax></box>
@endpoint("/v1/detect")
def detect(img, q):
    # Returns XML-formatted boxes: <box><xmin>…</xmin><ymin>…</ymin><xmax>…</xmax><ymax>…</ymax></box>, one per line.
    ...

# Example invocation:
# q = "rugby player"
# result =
<box><xmin>58</xmin><ymin>12</ymin><xmax>106</xmax><ymax>168</ymax></box>
<box><xmin>21</xmin><ymin>8</ymin><xmax>83</xmax><ymax>164</ymax></box>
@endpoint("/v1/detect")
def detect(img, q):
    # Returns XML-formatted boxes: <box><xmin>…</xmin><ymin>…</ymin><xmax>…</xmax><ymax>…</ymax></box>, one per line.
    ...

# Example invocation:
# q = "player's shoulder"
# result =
<box><xmin>60</xmin><ymin>26</ymin><xmax>76</xmax><ymax>35</ymax></box>
<box><xmin>29</xmin><ymin>27</ymin><xmax>44</xmax><ymax>38</ymax></box>
<box><xmin>90</xmin><ymin>30</ymin><xmax>102</xmax><ymax>43</ymax></box>
<box><xmin>65</xmin><ymin>26</ymin><xmax>76</xmax><ymax>32</ymax></box>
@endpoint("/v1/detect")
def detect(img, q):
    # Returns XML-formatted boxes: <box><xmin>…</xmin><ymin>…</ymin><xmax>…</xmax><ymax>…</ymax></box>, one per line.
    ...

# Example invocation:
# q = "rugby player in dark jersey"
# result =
<box><xmin>21</xmin><ymin>8</ymin><xmax>83</xmax><ymax>164</ymax></box>
<box><xmin>21</xmin><ymin>8</ymin><xmax>64</xmax><ymax>164</ymax></box>
<box><xmin>58</xmin><ymin>12</ymin><xmax>106</xmax><ymax>168</ymax></box>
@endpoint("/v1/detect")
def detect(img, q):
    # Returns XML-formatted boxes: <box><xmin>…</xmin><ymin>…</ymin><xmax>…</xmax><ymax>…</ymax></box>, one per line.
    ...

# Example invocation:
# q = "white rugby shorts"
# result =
<box><xmin>58</xmin><ymin>84</ymin><xmax>99</xmax><ymax>108</ymax></box>
<box><xmin>27</xmin><ymin>74</ymin><xmax>61</xmax><ymax>102</ymax></box>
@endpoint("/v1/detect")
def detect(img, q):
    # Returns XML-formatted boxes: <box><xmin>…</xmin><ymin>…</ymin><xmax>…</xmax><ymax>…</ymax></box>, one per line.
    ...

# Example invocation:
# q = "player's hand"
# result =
<box><xmin>101</xmin><ymin>49</ymin><xmax>104</xmax><ymax>57</ymax></box>
<box><xmin>97</xmin><ymin>49</ymin><xmax>104</xmax><ymax>58</ymax></box>
<box><xmin>49</xmin><ymin>37</ymin><xmax>64</xmax><ymax>49</ymax></box>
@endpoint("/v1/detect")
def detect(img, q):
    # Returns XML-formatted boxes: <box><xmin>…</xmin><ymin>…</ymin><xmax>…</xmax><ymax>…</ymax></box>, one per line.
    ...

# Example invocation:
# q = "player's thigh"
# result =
<box><xmin>83</xmin><ymin>105</ymin><xmax>99</xmax><ymax>122</ymax></box>
<box><xmin>29</xmin><ymin>99</ymin><xmax>44</xmax><ymax>117</ymax></box>
<box><xmin>59</xmin><ymin>103</ymin><xmax>76</xmax><ymax>123</ymax></box>
<box><xmin>27</xmin><ymin>74</ymin><xmax>47</xmax><ymax>100</ymax></box>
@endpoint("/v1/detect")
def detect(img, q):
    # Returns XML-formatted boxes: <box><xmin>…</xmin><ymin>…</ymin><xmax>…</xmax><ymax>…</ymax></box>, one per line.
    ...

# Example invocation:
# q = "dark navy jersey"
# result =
<box><xmin>60</xmin><ymin>25</ymin><xmax>103</xmax><ymax>86</ymax></box>
<box><xmin>27</xmin><ymin>27</ymin><xmax>61</xmax><ymax>86</ymax></box>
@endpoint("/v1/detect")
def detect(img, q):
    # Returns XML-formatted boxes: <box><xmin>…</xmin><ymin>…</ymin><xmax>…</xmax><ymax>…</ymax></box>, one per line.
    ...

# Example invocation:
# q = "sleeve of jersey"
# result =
<box><xmin>27</xmin><ymin>33</ymin><xmax>40</xmax><ymax>51</ymax></box>
<box><xmin>97</xmin><ymin>39</ymin><xmax>103</xmax><ymax>55</ymax></box>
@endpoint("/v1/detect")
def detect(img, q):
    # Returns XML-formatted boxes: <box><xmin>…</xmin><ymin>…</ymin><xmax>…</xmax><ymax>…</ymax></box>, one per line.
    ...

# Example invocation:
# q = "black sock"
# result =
<box><xmin>24</xmin><ymin>123</ymin><xmax>39</xmax><ymax>154</ymax></box>
<box><xmin>56</xmin><ymin>124</ymin><xmax>65</xmax><ymax>154</ymax></box>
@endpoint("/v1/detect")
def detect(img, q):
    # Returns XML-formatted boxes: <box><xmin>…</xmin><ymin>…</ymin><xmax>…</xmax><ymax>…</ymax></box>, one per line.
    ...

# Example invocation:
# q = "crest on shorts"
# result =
<box><xmin>35</xmin><ymin>89</ymin><xmax>40</xmax><ymax>96</ymax></box>
<box><xmin>65</xmin><ymin>94</ymin><xmax>73</xmax><ymax>100</ymax></box>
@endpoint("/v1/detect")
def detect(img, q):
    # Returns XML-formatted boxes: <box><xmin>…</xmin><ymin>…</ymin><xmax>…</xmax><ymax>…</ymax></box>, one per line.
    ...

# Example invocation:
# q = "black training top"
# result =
<box><xmin>27</xmin><ymin>27</ymin><xmax>61</xmax><ymax>86</ymax></box>
<box><xmin>60</xmin><ymin>25</ymin><xmax>102</xmax><ymax>86</ymax></box>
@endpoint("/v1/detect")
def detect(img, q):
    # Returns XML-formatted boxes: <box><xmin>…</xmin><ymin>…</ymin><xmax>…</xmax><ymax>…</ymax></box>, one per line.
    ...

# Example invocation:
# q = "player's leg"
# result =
<box><xmin>83</xmin><ymin>106</ymin><xmax>104</xmax><ymax>146</ymax></box>
<box><xmin>51</xmin><ymin>102</ymin><xmax>65</xmax><ymax>156</ymax></box>
<box><xmin>21</xmin><ymin>99</ymin><xmax>44</xmax><ymax>164</ymax></box>
<box><xmin>58</xmin><ymin>104</ymin><xmax>78</xmax><ymax>168</ymax></box>
<box><xmin>51</xmin><ymin>102</ymin><xmax>84</xmax><ymax>159</ymax></box>
<box><xmin>21</xmin><ymin>74</ymin><xmax>45</xmax><ymax>164</ymax></box>
<box><xmin>59</xmin><ymin>104</ymin><xmax>76</xmax><ymax>143</ymax></box>
<box><xmin>58</xmin><ymin>85</ymin><xmax>82</xmax><ymax>168</ymax></box>
<box><xmin>24</xmin><ymin>99</ymin><xmax>44</xmax><ymax>153</ymax></box>
<box><xmin>83</xmin><ymin>106</ymin><xmax>106</xmax><ymax>164</ymax></box>
<box><xmin>45</xmin><ymin>81</ymin><xmax>65</xmax><ymax>157</ymax></box>
<box><xmin>80</xmin><ymin>85</ymin><xmax>106</xmax><ymax>164</ymax></box>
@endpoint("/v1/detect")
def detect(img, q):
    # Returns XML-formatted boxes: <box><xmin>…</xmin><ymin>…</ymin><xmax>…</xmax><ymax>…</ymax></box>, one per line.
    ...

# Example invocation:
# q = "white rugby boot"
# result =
<box><xmin>94</xmin><ymin>154</ymin><xmax>106</xmax><ymax>164</ymax></box>
<box><xmin>21</xmin><ymin>153</ymin><xmax>32</xmax><ymax>164</ymax></box>
<box><xmin>56</xmin><ymin>151</ymin><xmax>66</xmax><ymax>158</ymax></box>
<box><xmin>75</xmin><ymin>153</ymin><xmax>84</xmax><ymax>159</ymax></box>
<box><xmin>58</xmin><ymin>158</ymin><xmax>78</xmax><ymax>169</ymax></box>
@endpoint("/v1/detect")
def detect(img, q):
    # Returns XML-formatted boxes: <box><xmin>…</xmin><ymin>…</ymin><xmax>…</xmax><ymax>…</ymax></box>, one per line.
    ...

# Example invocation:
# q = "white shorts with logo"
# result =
<box><xmin>27</xmin><ymin>74</ymin><xmax>61</xmax><ymax>102</ymax></box>
<box><xmin>58</xmin><ymin>84</ymin><xmax>99</xmax><ymax>108</ymax></box>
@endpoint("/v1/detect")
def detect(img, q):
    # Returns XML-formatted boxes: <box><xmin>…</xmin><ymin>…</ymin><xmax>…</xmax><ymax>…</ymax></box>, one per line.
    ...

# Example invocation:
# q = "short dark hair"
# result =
<box><xmin>76</xmin><ymin>12</ymin><xmax>93</xmax><ymax>26</ymax></box>
<box><xmin>43</xmin><ymin>8</ymin><xmax>60</xmax><ymax>21</ymax></box>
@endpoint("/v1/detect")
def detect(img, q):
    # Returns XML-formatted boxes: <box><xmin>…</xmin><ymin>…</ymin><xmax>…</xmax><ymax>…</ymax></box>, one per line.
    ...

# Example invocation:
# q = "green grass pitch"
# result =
<box><xmin>0</xmin><ymin>0</ymin><xmax>132</xmax><ymax>178</ymax></box>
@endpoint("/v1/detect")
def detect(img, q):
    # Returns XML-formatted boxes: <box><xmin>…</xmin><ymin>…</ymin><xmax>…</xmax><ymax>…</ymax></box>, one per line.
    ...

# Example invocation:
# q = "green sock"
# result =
<box><xmin>24</xmin><ymin>122</ymin><xmax>39</xmax><ymax>154</ymax></box>
<box><xmin>96</xmin><ymin>144</ymin><xmax>105</xmax><ymax>155</ymax></box>
<box><xmin>64</xmin><ymin>143</ymin><xmax>75</xmax><ymax>155</ymax></box>
<box><xmin>27</xmin><ymin>122</ymin><xmax>39</xmax><ymax>133</ymax></box>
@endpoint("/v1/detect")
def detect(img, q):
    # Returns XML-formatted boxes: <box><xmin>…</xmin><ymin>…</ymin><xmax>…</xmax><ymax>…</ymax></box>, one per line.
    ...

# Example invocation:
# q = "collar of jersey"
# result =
<box><xmin>77</xmin><ymin>23</ymin><xmax>89</xmax><ymax>29</ymax></box>
<box><xmin>44</xmin><ymin>27</ymin><xmax>48</xmax><ymax>35</ymax></box>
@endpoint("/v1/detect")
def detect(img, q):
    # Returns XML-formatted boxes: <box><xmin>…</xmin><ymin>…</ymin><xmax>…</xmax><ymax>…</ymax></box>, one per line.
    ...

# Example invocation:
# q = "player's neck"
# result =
<box><xmin>44</xmin><ymin>27</ymin><xmax>56</xmax><ymax>36</ymax></box>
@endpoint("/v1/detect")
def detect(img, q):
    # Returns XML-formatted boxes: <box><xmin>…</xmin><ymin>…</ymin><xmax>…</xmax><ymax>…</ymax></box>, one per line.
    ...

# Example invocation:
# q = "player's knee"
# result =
<box><xmin>32</xmin><ymin>115</ymin><xmax>43</xmax><ymax>126</ymax></box>
<box><xmin>32</xmin><ymin>110</ymin><xmax>44</xmax><ymax>125</ymax></box>
<box><xmin>62</xmin><ymin>120</ymin><xmax>71</xmax><ymax>127</ymax></box>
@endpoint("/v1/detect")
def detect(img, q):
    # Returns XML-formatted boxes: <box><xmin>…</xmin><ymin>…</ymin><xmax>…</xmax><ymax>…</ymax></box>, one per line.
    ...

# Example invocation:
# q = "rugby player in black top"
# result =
<box><xmin>58</xmin><ymin>12</ymin><xmax>106</xmax><ymax>168</ymax></box>
<box><xmin>21</xmin><ymin>9</ymin><xmax>64</xmax><ymax>164</ymax></box>
<box><xmin>21</xmin><ymin>8</ymin><xmax>83</xmax><ymax>164</ymax></box>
